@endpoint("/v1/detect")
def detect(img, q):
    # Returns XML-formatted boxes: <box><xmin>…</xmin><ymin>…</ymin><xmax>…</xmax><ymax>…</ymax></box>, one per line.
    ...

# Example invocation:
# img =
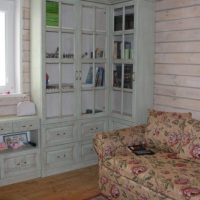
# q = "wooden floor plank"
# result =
<box><xmin>0</xmin><ymin>165</ymin><xmax>99</xmax><ymax>200</ymax></box>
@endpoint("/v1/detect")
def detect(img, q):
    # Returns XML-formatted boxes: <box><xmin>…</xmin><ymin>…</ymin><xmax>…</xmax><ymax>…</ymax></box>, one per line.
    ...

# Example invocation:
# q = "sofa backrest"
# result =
<box><xmin>178</xmin><ymin>119</ymin><xmax>200</xmax><ymax>163</ymax></box>
<box><xmin>145</xmin><ymin>110</ymin><xmax>192</xmax><ymax>153</ymax></box>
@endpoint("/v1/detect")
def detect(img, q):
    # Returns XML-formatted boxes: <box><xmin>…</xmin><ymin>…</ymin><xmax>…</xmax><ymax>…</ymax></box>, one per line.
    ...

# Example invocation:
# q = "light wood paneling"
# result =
<box><xmin>156</xmin><ymin>42</ymin><xmax>200</xmax><ymax>53</ymax></box>
<box><xmin>155</xmin><ymin>64</ymin><xmax>200</xmax><ymax>76</ymax></box>
<box><xmin>154</xmin><ymin>0</ymin><xmax>200</xmax><ymax>119</ymax></box>
<box><xmin>156</xmin><ymin>6</ymin><xmax>200</xmax><ymax>21</ymax></box>
<box><xmin>156</xmin><ymin>30</ymin><xmax>200</xmax><ymax>42</ymax></box>
<box><xmin>156</xmin><ymin>17</ymin><xmax>200</xmax><ymax>32</ymax></box>
<box><xmin>156</xmin><ymin>0</ymin><xmax>200</xmax><ymax>11</ymax></box>
<box><xmin>0</xmin><ymin>165</ymin><xmax>99</xmax><ymax>200</ymax></box>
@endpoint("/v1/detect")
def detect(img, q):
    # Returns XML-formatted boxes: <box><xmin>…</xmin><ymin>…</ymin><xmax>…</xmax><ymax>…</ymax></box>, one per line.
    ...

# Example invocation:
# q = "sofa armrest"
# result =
<box><xmin>93</xmin><ymin>124</ymin><xmax>146</xmax><ymax>161</ymax></box>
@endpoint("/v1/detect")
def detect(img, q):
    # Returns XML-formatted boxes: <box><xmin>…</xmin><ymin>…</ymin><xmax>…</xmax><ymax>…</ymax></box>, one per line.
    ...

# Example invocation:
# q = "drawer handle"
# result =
<box><xmin>0</xmin><ymin>128</ymin><xmax>4</xmax><ymax>130</ymax></box>
<box><xmin>90</xmin><ymin>128</ymin><xmax>94</xmax><ymax>131</ymax></box>
<box><xmin>16</xmin><ymin>163</ymin><xmax>20</xmax><ymax>166</ymax></box>
<box><xmin>96</xmin><ymin>127</ymin><xmax>98</xmax><ymax>130</ymax></box>
<box><xmin>29</xmin><ymin>125</ymin><xmax>33</xmax><ymax>127</ymax></box>
<box><xmin>63</xmin><ymin>132</ymin><xmax>66</xmax><ymax>135</ymax></box>
<box><xmin>57</xmin><ymin>133</ymin><xmax>60</xmax><ymax>136</ymax></box>
<box><xmin>63</xmin><ymin>154</ymin><xmax>66</xmax><ymax>158</ymax></box>
<box><xmin>22</xmin><ymin>125</ymin><xmax>26</xmax><ymax>128</ymax></box>
<box><xmin>57</xmin><ymin>155</ymin><xmax>60</xmax><ymax>158</ymax></box>
<box><xmin>23</xmin><ymin>161</ymin><xmax>27</xmax><ymax>164</ymax></box>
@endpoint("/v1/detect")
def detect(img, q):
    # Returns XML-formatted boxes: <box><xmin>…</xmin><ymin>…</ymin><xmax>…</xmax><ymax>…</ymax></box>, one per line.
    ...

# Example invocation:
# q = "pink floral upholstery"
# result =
<box><xmin>179</xmin><ymin>119</ymin><xmax>200</xmax><ymax>163</ymax></box>
<box><xmin>145</xmin><ymin>110</ymin><xmax>192</xmax><ymax>153</ymax></box>
<box><xmin>94</xmin><ymin>111</ymin><xmax>200</xmax><ymax>200</ymax></box>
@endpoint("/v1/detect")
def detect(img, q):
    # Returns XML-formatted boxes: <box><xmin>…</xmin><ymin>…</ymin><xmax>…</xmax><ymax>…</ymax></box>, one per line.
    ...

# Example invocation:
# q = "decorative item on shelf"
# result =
<box><xmin>46</xmin><ymin>84</ymin><xmax>59</xmax><ymax>93</ymax></box>
<box><xmin>0</xmin><ymin>142</ymin><xmax>8</xmax><ymax>151</ymax></box>
<box><xmin>46</xmin><ymin>47</ymin><xmax>59</xmax><ymax>58</ymax></box>
<box><xmin>17</xmin><ymin>101</ymin><xmax>36</xmax><ymax>116</ymax></box>
<box><xmin>95</xmin><ymin>48</ymin><xmax>104</xmax><ymax>58</ymax></box>
<box><xmin>82</xmin><ymin>52</ymin><xmax>88</xmax><ymax>58</ymax></box>
<box><xmin>62</xmin><ymin>53</ymin><xmax>74</xmax><ymax>59</ymax></box>
<box><xmin>85</xmin><ymin>109</ymin><xmax>103</xmax><ymax>114</ymax></box>
<box><xmin>3</xmin><ymin>132</ymin><xmax>28</xmax><ymax>150</ymax></box>
<box><xmin>61</xmin><ymin>83</ymin><xmax>74</xmax><ymax>91</ymax></box>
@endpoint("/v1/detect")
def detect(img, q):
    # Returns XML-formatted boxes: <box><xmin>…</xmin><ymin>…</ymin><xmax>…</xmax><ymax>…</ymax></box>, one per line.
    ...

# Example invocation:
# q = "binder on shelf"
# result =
<box><xmin>46</xmin><ymin>1</ymin><xmax>59</xmax><ymax>27</ymax></box>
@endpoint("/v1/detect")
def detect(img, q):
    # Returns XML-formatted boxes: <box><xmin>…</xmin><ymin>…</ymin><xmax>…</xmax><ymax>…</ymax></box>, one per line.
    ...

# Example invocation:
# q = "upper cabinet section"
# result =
<box><xmin>114</xmin><ymin>4</ymin><xmax>134</xmax><ymax>32</ymax></box>
<box><xmin>81</xmin><ymin>5</ymin><xmax>106</xmax><ymax>32</ymax></box>
<box><xmin>81</xmin><ymin>3</ymin><xmax>107</xmax><ymax>62</ymax></box>
<box><xmin>46</xmin><ymin>1</ymin><xmax>75</xmax><ymax>30</ymax></box>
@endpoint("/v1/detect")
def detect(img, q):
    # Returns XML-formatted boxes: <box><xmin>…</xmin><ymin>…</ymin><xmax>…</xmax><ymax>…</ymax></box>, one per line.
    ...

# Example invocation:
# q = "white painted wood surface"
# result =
<box><xmin>154</xmin><ymin>0</ymin><xmax>200</xmax><ymax>119</ymax></box>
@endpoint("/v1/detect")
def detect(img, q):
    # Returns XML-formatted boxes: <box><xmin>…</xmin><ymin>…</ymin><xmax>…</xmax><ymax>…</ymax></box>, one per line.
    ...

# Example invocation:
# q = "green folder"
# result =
<box><xmin>46</xmin><ymin>1</ymin><xmax>59</xmax><ymax>27</ymax></box>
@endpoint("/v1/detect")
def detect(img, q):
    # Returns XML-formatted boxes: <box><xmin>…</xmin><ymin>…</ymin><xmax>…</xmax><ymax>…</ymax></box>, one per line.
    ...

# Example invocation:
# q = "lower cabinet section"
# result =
<box><xmin>41</xmin><ymin>118</ymin><xmax>107</xmax><ymax>177</ymax></box>
<box><xmin>44</xmin><ymin>143</ymin><xmax>79</xmax><ymax>176</ymax></box>
<box><xmin>81</xmin><ymin>140</ymin><xmax>97</xmax><ymax>163</ymax></box>
<box><xmin>0</xmin><ymin>150</ymin><xmax>41</xmax><ymax>186</ymax></box>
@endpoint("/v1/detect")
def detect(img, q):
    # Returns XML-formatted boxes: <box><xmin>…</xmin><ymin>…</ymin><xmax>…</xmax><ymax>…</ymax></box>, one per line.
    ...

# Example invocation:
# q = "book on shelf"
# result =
<box><xmin>124</xmin><ymin>65</ymin><xmax>133</xmax><ymax>89</ymax></box>
<box><xmin>95</xmin><ymin>67</ymin><xmax>104</xmax><ymax>87</ymax></box>
<box><xmin>113</xmin><ymin>41</ymin><xmax>122</xmax><ymax>59</ymax></box>
<box><xmin>85</xmin><ymin>66</ymin><xmax>93</xmax><ymax>84</ymax></box>
<box><xmin>113</xmin><ymin>65</ymin><xmax>122</xmax><ymax>88</ymax></box>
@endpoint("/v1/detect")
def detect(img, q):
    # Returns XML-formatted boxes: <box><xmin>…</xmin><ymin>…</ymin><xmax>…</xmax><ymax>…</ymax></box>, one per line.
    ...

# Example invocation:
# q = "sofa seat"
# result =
<box><xmin>103</xmin><ymin>150</ymin><xmax>200</xmax><ymax>200</ymax></box>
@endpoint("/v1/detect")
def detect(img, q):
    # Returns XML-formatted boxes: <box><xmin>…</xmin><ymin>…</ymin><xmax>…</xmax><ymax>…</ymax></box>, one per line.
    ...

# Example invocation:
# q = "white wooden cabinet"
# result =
<box><xmin>31</xmin><ymin>0</ymin><xmax>154</xmax><ymax>176</ymax></box>
<box><xmin>0</xmin><ymin>116</ymin><xmax>40</xmax><ymax>186</ymax></box>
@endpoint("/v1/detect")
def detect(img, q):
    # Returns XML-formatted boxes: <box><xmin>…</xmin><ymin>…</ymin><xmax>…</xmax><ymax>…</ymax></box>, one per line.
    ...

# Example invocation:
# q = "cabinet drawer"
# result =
<box><xmin>46</xmin><ymin>126</ymin><xmax>74</xmax><ymax>146</ymax></box>
<box><xmin>46</xmin><ymin>144</ymin><xmax>77</xmax><ymax>169</ymax></box>
<box><xmin>4</xmin><ymin>153</ymin><xmax>38</xmax><ymax>178</ymax></box>
<box><xmin>81</xmin><ymin>142</ymin><xmax>97</xmax><ymax>161</ymax></box>
<box><xmin>13</xmin><ymin>119</ymin><xmax>39</xmax><ymax>132</ymax></box>
<box><xmin>0</xmin><ymin>121</ymin><xmax>12</xmax><ymax>134</ymax></box>
<box><xmin>82</xmin><ymin>121</ymin><xmax>105</xmax><ymax>139</ymax></box>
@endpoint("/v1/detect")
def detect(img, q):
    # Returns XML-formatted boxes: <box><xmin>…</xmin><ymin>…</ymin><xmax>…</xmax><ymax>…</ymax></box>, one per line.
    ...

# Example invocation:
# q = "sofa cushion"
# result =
<box><xmin>179</xmin><ymin>119</ymin><xmax>200</xmax><ymax>163</ymax></box>
<box><xmin>103</xmin><ymin>151</ymin><xmax>200</xmax><ymax>200</ymax></box>
<box><xmin>145</xmin><ymin>110</ymin><xmax>192</xmax><ymax>153</ymax></box>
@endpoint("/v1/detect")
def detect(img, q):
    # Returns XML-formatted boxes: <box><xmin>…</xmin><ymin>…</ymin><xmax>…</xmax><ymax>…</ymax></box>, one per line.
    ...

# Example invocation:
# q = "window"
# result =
<box><xmin>0</xmin><ymin>0</ymin><xmax>21</xmax><ymax>94</ymax></box>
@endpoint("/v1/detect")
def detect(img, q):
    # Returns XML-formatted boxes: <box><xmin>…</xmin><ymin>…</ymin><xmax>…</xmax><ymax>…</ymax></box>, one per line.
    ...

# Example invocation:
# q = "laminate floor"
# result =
<box><xmin>0</xmin><ymin>165</ymin><xmax>99</xmax><ymax>200</ymax></box>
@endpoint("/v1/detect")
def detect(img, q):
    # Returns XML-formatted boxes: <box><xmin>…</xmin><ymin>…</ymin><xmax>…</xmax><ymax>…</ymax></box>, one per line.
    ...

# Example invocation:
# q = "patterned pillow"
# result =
<box><xmin>145</xmin><ymin>110</ymin><xmax>192</xmax><ymax>153</ymax></box>
<box><xmin>179</xmin><ymin>119</ymin><xmax>200</xmax><ymax>163</ymax></box>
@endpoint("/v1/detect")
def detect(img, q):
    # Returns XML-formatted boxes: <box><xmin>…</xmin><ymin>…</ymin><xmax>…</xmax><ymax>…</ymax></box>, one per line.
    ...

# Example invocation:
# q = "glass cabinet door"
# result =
<box><xmin>45</xmin><ymin>2</ymin><xmax>76</xmax><ymax>119</ymax></box>
<box><xmin>111</xmin><ymin>3</ymin><xmax>134</xmax><ymax>119</ymax></box>
<box><xmin>80</xmin><ymin>4</ymin><xmax>107</xmax><ymax>117</ymax></box>
<box><xmin>112</xmin><ymin>63</ymin><xmax>134</xmax><ymax>117</ymax></box>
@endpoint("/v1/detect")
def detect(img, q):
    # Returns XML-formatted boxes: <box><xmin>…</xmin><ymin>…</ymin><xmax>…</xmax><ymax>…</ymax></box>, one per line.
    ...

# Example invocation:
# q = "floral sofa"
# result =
<box><xmin>94</xmin><ymin>110</ymin><xmax>200</xmax><ymax>200</ymax></box>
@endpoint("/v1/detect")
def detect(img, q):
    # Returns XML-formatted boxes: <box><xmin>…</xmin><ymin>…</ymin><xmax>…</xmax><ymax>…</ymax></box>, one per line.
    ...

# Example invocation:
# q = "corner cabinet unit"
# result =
<box><xmin>110</xmin><ymin>0</ymin><xmax>154</xmax><ymax>130</ymax></box>
<box><xmin>31</xmin><ymin>0</ymin><xmax>154</xmax><ymax>176</ymax></box>
<box><xmin>0</xmin><ymin>117</ymin><xmax>40</xmax><ymax>186</ymax></box>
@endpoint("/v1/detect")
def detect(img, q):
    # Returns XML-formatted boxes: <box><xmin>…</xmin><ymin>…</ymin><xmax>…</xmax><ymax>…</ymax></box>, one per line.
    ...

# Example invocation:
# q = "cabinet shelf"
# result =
<box><xmin>81</xmin><ymin>86</ymin><xmax>105</xmax><ymax>91</ymax></box>
<box><xmin>46</xmin><ymin>58</ymin><xmax>60</xmax><ymax>63</ymax></box>
<box><xmin>0</xmin><ymin>145</ymin><xmax>38</xmax><ymax>155</ymax></box>
<box><xmin>113</xmin><ymin>30</ymin><xmax>134</xmax><ymax>35</ymax></box>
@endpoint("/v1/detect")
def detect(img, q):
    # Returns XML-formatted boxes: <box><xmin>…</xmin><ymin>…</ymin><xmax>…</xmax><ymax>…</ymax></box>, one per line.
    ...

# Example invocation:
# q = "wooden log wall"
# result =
<box><xmin>154</xmin><ymin>0</ymin><xmax>200</xmax><ymax>119</ymax></box>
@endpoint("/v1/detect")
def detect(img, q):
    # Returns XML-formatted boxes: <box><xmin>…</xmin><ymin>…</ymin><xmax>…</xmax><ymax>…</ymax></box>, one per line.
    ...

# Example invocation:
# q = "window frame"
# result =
<box><xmin>0</xmin><ymin>0</ymin><xmax>22</xmax><ymax>94</ymax></box>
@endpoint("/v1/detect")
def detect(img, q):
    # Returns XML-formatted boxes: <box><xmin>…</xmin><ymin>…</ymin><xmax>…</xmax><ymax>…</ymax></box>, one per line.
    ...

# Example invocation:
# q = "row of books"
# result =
<box><xmin>85</xmin><ymin>66</ymin><xmax>105</xmax><ymax>87</ymax></box>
